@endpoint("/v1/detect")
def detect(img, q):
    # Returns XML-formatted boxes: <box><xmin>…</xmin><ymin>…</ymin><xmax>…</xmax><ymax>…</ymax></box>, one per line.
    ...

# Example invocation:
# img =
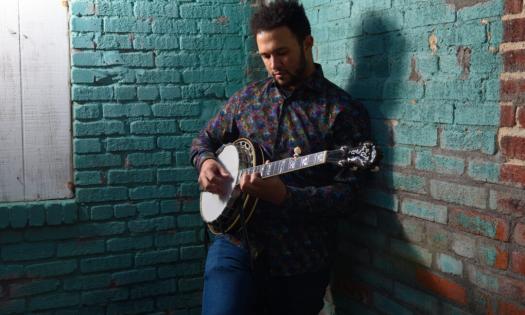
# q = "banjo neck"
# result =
<box><xmin>236</xmin><ymin>150</ymin><xmax>329</xmax><ymax>181</ymax></box>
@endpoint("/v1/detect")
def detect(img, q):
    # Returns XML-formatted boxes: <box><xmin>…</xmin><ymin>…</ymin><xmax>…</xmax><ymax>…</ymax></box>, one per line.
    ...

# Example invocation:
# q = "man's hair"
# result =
<box><xmin>250</xmin><ymin>0</ymin><xmax>311</xmax><ymax>43</ymax></box>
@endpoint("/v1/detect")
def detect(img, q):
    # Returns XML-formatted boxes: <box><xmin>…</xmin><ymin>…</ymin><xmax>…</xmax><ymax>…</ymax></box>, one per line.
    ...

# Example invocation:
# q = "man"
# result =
<box><xmin>190</xmin><ymin>1</ymin><xmax>371</xmax><ymax>314</ymax></box>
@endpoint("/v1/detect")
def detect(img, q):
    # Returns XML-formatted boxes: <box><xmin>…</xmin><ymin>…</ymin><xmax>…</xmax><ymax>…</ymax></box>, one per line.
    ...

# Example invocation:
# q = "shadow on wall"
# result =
<box><xmin>325</xmin><ymin>15</ymin><xmax>440</xmax><ymax>315</ymax></box>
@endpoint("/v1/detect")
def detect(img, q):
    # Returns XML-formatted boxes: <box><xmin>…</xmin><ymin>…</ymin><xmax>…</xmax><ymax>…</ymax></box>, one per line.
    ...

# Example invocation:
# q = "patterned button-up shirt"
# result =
<box><xmin>191</xmin><ymin>64</ymin><xmax>371</xmax><ymax>276</ymax></box>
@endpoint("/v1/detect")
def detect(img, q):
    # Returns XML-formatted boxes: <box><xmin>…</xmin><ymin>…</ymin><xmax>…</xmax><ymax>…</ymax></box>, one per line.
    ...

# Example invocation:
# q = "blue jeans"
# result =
<box><xmin>202</xmin><ymin>235</ymin><xmax>329</xmax><ymax>315</ymax></box>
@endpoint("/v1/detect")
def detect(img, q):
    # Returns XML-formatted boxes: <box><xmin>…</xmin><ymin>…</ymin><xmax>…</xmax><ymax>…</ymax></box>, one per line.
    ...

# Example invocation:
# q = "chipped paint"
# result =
<box><xmin>457</xmin><ymin>46</ymin><xmax>471</xmax><ymax>80</ymax></box>
<box><xmin>409</xmin><ymin>56</ymin><xmax>422</xmax><ymax>82</ymax></box>
<box><xmin>429</xmin><ymin>33</ymin><xmax>438</xmax><ymax>54</ymax></box>
<box><xmin>445</xmin><ymin>0</ymin><xmax>490</xmax><ymax>10</ymax></box>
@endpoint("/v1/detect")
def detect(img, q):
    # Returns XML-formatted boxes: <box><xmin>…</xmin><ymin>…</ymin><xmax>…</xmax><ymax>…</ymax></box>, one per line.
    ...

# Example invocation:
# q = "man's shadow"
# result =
<box><xmin>325</xmin><ymin>15</ymin><xmax>437</xmax><ymax>315</ymax></box>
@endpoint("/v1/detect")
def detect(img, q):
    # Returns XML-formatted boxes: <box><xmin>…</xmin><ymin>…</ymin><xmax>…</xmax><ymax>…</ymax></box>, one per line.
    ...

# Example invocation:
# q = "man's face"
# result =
<box><xmin>256</xmin><ymin>26</ymin><xmax>309</xmax><ymax>89</ymax></box>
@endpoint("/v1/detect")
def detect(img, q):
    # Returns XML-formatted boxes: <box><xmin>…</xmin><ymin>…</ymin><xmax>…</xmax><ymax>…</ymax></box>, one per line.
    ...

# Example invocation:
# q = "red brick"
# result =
<box><xmin>518</xmin><ymin>107</ymin><xmax>525</xmax><ymax>127</ymax></box>
<box><xmin>497</xmin><ymin>194</ymin><xmax>525</xmax><ymax>215</ymax></box>
<box><xmin>504</xmin><ymin>50</ymin><xmax>525</xmax><ymax>73</ymax></box>
<box><xmin>500</xmin><ymin>135</ymin><xmax>525</xmax><ymax>159</ymax></box>
<box><xmin>449</xmin><ymin>208</ymin><xmax>510</xmax><ymax>241</ymax></box>
<box><xmin>501</xmin><ymin>105</ymin><xmax>517</xmax><ymax>127</ymax></box>
<box><xmin>499</xmin><ymin>275</ymin><xmax>525</xmax><ymax>302</ymax></box>
<box><xmin>505</xmin><ymin>0</ymin><xmax>524</xmax><ymax>14</ymax></box>
<box><xmin>496</xmin><ymin>246</ymin><xmax>510</xmax><ymax>270</ymax></box>
<box><xmin>511</xmin><ymin>250</ymin><xmax>525</xmax><ymax>276</ymax></box>
<box><xmin>415</xmin><ymin>268</ymin><xmax>467</xmax><ymax>305</ymax></box>
<box><xmin>514</xmin><ymin>222</ymin><xmax>525</xmax><ymax>246</ymax></box>
<box><xmin>498</xmin><ymin>300</ymin><xmax>525</xmax><ymax>315</ymax></box>
<box><xmin>501</xmin><ymin>79</ymin><xmax>525</xmax><ymax>102</ymax></box>
<box><xmin>501</xmin><ymin>163</ymin><xmax>525</xmax><ymax>186</ymax></box>
<box><xmin>504</xmin><ymin>18</ymin><xmax>525</xmax><ymax>43</ymax></box>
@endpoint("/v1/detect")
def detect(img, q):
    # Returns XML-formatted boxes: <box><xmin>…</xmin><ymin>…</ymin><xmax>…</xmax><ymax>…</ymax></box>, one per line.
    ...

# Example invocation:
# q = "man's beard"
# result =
<box><xmin>274</xmin><ymin>49</ymin><xmax>307</xmax><ymax>89</ymax></box>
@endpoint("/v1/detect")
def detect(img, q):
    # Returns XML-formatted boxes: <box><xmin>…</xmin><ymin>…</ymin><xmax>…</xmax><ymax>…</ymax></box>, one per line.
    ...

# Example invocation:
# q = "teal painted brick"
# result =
<box><xmin>157</xmin><ymin>53</ymin><xmax>199</xmax><ymax>67</ymax></box>
<box><xmin>175</xmin><ymin>151</ymin><xmax>192</xmax><ymax>166</ymax></box>
<box><xmin>401</xmin><ymin>218</ymin><xmax>425</xmax><ymax>243</ymax></box>
<box><xmin>180</xmin><ymin>35</ymin><xmax>242</xmax><ymax>50</ymax></box>
<box><xmin>158</xmin><ymin>167</ymin><xmax>197</xmax><ymax>183</ymax></box>
<box><xmin>152</xmin><ymin>19</ymin><xmax>198</xmax><ymax>34</ymax></box>
<box><xmin>430</xmin><ymin>180</ymin><xmax>487</xmax><ymax>209</ymax></box>
<box><xmin>160</xmin><ymin>200</ymin><xmax>181</xmax><ymax>214</ymax></box>
<box><xmin>180</xmin><ymin>4</ymin><xmax>221</xmax><ymax>18</ymax></box>
<box><xmin>9</xmin><ymin>205</ymin><xmax>28</xmax><ymax>228</ymax></box>
<box><xmin>395</xmin><ymin>122</ymin><xmax>437</xmax><ymax>146</ymax></box>
<box><xmin>135</xmin><ymin>249</ymin><xmax>180</xmax><ymax>266</ymax></box>
<box><xmin>74</xmin><ymin>138</ymin><xmax>102</xmax><ymax>154</ymax></box>
<box><xmin>158</xmin><ymin>135</ymin><xmax>194</xmax><ymax>150</ymax></box>
<box><xmin>75</xmin><ymin>153</ymin><xmax>121</xmax><ymax>169</ymax></box>
<box><xmin>0</xmin><ymin>265</ymin><xmax>24</xmax><ymax>280</ymax></box>
<box><xmin>72</xmin><ymin>86</ymin><xmax>114</xmax><ymax>101</ymax></box>
<box><xmin>57</xmin><ymin>239</ymin><xmax>105</xmax><ymax>257</ymax></box>
<box><xmin>137</xmin><ymin>86</ymin><xmax>159</xmax><ymax>100</ymax></box>
<box><xmin>74</xmin><ymin>121</ymin><xmax>125</xmax><ymax>137</ymax></box>
<box><xmin>0</xmin><ymin>230</ymin><xmax>23</xmax><ymax>244</ymax></box>
<box><xmin>121</xmin><ymin>52</ymin><xmax>155</xmax><ymax>67</ymax></box>
<box><xmin>180</xmin><ymin>245</ymin><xmax>205</xmax><ymax>259</ymax></box>
<box><xmin>441</xmin><ymin>125</ymin><xmax>497</xmax><ymax>154</ymax></box>
<box><xmin>104</xmin><ymin>17</ymin><xmax>151</xmax><ymax>33</ymax></box>
<box><xmin>318</xmin><ymin>1</ymin><xmax>351</xmax><ymax>22</ymax></box>
<box><xmin>181</xmin><ymin>83</ymin><xmax>226</xmax><ymax>99</ymax></box>
<box><xmin>130</xmin><ymin>279</ymin><xmax>177</xmax><ymax>299</ymax></box>
<box><xmin>182</xmin><ymin>69</ymin><xmax>228</xmax><ymax>83</ymax></box>
<box><xmin>179</xmin><ymin>277</ymin><xmax>203</xmax><ymax>292</ymax></box>
<box><xmin>200</xmin><ymin>51</ymin><xmax>243</xmax><ymax>67</ymax></box>
<box><xmin>425</xmin><ymin>79</ymin><xmax>482</xmax><ymax>101</ymax></box>
<box><xmin>115</xmin><ymin>86</ymin><xmax>137</xmax><ymax>100</ymax></box>
<box><xmin>180</xmin><ymin>119</ymin><xmax>205</xmax><ymax>132</ymax></box>
<box><xmin>9</xmin><ymin>279</ymin><xmax>59</xmax><ymax>298</ymax></box>
<box><xmin>134</xmin><ymin>1</ymin><xmax>178</xmax><ymax>17</ymax></box>
<box><xmin>485</xmin><ymin>78</ymin><xmax>500</xmax><ymax>101</ymax></box>
<box><xmin>46</xmin><ymin>202</ymin><xmax>78</xmax><ymax>225</ymax></box>
<box><xmin>199</xmin><ymin>21</ymin><xmax>241</xmax><ymax>34</ymax></box>
<box><xmin>136</xmin><ymin>70</ymin><xmax>181</xmax><ymax>83</ymax></box>
<box><xmin>373</xmin><ymin>292</ymin><xmax>413</xmax><ymax>315</ymax></box>
<box><xmin>156</xmin><ymin>231</ymin><xmax>196</xmax><ymax>248</ymax></box>
<box><xmin>386</xmin><ymin>172</ymin><xmax>426</xmax><ymax>193</ymax></box>
<box><xmin>158</xmin><ymin>262</ymin><xmax>202</xmax><ymax>279</ymax></box>
<box><xmin>64</xmin><ymin>274</ymin><xmax>111</xmax><ymax>291</ymax></box>
<box><xmin>114</xmin><ymin>204</ymin><xmax>136</xmax><ymax>218</ymax></box>
<box><xmin>102</xmin><ymin>51</ymin><xmax>124</xmax><ymax>66</ymax></box>
<box><xmin>437</xmin><ymin>253</ymin><xmax>463</xmax><ymax>276</ymax></box>
<box><xmin>25</xmin><ymin>260</ymin><xmax>77</xmax><ymax>277</ymax></box>
<box><xmin>107</xmin><ymin>236</ymin><xmax>153</xmax><ymax>252</ymax></box>
<box><xmin>415</xmin><ymin>150</ymin><xmax>465</xmax><ymax>175</ymax></box>
<box><xmin>95</xmin><ymin>34</ymin><xmax>132</xmax><ymax>49</ymax></box>
<box><xmin>156</xmin><ymin>293</ymin><xmax>200</xmax><ymax>310</ymax></box>
<box><xmin>74</xmin><ymin>104</ymin><xmax>100</xmax><ymax>120</ymax></box>
<box><xmin>72</xmin><ymin>33</ymin><xmax>95</xmax><ymax>49</ymax></box>
<box><xmin>405</xmin><ymin>4</ymin><xmax>455</xmax><ymax>28</ymax></box>
<box><xmin>71</xmin><ymin>16</ymin><xmax>102</xmax><ymax>32</ymax></box>
<box><xmin>129</xmin><ymin>185</ymin><xmax>177</xmax><ymax>200</ymax></box>
<box><xmin>468</xmin><ymin>160</ymin><xmax>500</xmax><ymax>183</ymax></box>
<box><xmin>402</xmin><ymin>101</ymin><xmax>454</xmax><ymax>123</ymax></box>
<box><xmin>133</xmin><ymin>35</ymin><xmax>179</xmax><ymax>50</ymax></box>
<box><xmin>127</xmin><ymin>152</ymin><xmax>172</xmax><ymax>166</ymax></box>
<box><xmin>394</xmin><ymin>282</ymin><xmax>439</xmax><ymax>315</ymax></box>
<box><xmin>466</xmin><ymin>265</ymin><xmax>499</xmax><ymax>292</ymax></box>
<box><xmin>160</xmin><ymin>86</ymin><xmax>182</xmax><ymax>100</ymax></box>
<box><xmin>177</xmin><ymin>214</ymin><xmax>202</xmax><ymax>228</ymax></box>
<box><xmin>364</xmin><ymin>189</ymin><xmax>399</xmax><ymax>211</ymax></box>
<box><xmin>401</xmin><ymin>199</ymin><xmax>447</xmax><ymax>223</ymax></box>
<box><xmin>137</xmin><ymin>200</ymin><xmax>159</xmax><ymax>217</ymax></box>
<box><xmin>81</xmin><ymin>288</ymin><xmax>128</xmax><ymax>306</ymax></box>
<box><xmin>77</xmin><ymin>187</ymin><xmax>128</xmax><ymax>202</ymax></box>
<box><xmin>71</xmin><ymin>1</ymin><xmax>95</xmax><ymax>16</ymax></box>
<box><xmin>91</xmin><ymin>205</ymin><xmax>113</xmax><ymax>220</ymax></box>
<box><xmin>390</xmin><ymin>239</ymin><xmax>432</xmax><ymax>267</ymax></box>
<box><xmin>75</xmin><ymin>171</ymin><xmax>103</xmax><ymax>186</ymax></box>
<box><xmin>2</xmin><ymin>242</ymin><xmax>55</xmax><ymax>261</ymax></box>
<box><xmin>455</xmin><ymin>104</ymin><xmax>500</xmax><ymax>126</ymax></box>
<box><xmin>128</xmin><ymin>216</ymin><xmax>175</xmax><ymax>232</ymax></box>
<box><xmin>106</xmin><ymin>136</ymin><xmax>155</xmax><ymax>152</ymax></box>
<box><xmin>112</xmin><ymin>268</ymin><xmax>156</xmax><ymax>286</ymax></box>
<box><xmin>179</xmin><ymin>183</ymin><xmax>199</xmax><ymax>197</ymax></box>
<box><xmin>130</xmin><ymin>120</ymin><xmax>179</xmax><ymax>135</ymax></box>
<box><xmin>29</xmin><ymin>205</ymin><xmax>46</xmax><ymax>226</ymax></box>
<box><xmin>81</xmin><ymin>254</ymin><xmax>133</xmax><ymax>273</ymax></box>
<box><xmin>107</xmin><ymin>300</ymin><xmax>155</xmax><ymax>315</ymax></box>
<box><xmin>152</xmin><ymin>103</ymin><xmax>200</xmax><ymax>117</ymax></box>
<box><xmin>0</xmin><ymin>208</ymin><xmax>10</xmax><ymax>229</ymax></box>
<box><xmin>29</xmin><ymin>293</ymin><xmax>79</xmax><ymax>311</ymax></box>
<box><xmin>72</xmin><ymin>69</ymin><xmax>95</xmax><ymax>84</ymax></box>
<box><xmin>478</xmin><ymin>243</ymin><xmax>505</xmax><ymax>268</ymax></box>
<box><xmin>383</xmin><ymin>80</ymin><xmax>424</xmax><ymax>99</ymax></box>
<box><xmin>72</xmin><ymin>52</ymin><xmax>104</xmax><ymax>66</ymax></box>
<box><xmin>96</xmin><ymin>0</ymin><xmax>133</xmax><ymax>16</ymax></box>
<box><xmin>182</xmin><ymin>200</ymin><xmax>199</xmax><ymax>213</ymax></box>
<box><xmin>108</xmin><ymin>169</ymin><xmax>155</xmax><ymax>184</ymax></box>
<box><xmin>103</xmin><ymin>103</ymin><xmax>151</xmax><ymax>118</ymax></box>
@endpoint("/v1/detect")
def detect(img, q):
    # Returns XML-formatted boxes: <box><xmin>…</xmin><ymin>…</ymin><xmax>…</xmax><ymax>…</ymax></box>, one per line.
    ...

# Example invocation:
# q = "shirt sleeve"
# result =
<box><xmin>190</xmin><ymin>94</ymin><xmax>240</xmax><ymax>173</ymax></box>
<box><xmin>280</xmin><ymin>101</ymin><xmax>372</xmax><ymax>216</ymax></box>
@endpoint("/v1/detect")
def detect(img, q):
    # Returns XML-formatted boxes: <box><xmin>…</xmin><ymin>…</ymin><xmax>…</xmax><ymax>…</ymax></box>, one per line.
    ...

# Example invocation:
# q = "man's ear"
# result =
<box><xmin>303</xmin><ymin>35</ymin><xmax>314</xmax><ymax>50</ymax></box>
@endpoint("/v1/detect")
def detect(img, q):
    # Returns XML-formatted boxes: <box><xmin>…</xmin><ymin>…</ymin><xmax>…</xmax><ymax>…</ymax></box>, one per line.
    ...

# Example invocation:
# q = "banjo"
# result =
<box><xmin>200</xmin><ymin>138</ymin><xmax>380</xmax><ymax>234</ymax></box>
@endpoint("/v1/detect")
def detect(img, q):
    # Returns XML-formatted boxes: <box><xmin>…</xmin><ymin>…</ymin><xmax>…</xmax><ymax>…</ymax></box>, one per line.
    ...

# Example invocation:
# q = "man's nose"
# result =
<box><xmin>270</xmin><ymin>55</ymin><xmax>282</xmax><ymax>70</ymax></box>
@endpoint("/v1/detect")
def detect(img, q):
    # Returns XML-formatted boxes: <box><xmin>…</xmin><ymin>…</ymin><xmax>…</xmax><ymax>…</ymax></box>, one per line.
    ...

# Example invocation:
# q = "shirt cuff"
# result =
<box><xmin>194</xmin><ymin>152</ymin><xmax>217</xmax><ymax>172</ymax></box>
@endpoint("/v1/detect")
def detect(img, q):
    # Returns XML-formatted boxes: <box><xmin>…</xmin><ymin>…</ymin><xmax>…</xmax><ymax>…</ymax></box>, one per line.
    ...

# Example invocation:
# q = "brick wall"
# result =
<box><xmin>0</xmin><ymin>1</ymin><xmax>253</xmax><ymax>314</ymax></box>
<box><xmin>303</xmin><ymin>0</ymin><xmax>525</xmax><ymax>314</ymax></box>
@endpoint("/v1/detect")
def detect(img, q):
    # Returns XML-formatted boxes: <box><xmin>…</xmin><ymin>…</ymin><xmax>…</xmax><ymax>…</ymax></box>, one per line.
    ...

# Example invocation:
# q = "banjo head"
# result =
<box><xmin>200</xmin><ymin>144</ymin><xmax>240</xmax><ymax>223</ymax></box>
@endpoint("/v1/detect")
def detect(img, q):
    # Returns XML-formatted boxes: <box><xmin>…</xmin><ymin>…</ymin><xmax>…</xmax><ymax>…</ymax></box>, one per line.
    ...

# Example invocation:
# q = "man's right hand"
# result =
<box><xmin>198</xmin><ymin>159</ymin><xmax>232</xmax><ymax>196</ymax></box>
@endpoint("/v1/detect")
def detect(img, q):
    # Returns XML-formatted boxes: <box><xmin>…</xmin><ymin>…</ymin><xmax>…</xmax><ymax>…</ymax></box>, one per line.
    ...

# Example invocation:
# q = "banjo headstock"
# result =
<box><xmin>326</xmin><ymin>141</ymin><xmax>381</xmax><ymax>171</ymax></box>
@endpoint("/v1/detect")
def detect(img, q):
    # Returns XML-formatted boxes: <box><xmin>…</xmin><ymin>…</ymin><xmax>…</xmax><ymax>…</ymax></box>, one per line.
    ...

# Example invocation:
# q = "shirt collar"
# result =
<box><xmin>269</xmin><ymin>63</ymin><xmax>326</xmax><ymax>96</ymax></box>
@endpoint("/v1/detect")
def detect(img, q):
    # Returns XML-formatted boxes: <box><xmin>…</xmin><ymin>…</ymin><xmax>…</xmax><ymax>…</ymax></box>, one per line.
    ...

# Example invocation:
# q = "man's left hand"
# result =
<box><xmin>239</xmin><ymin>172</ymin><xmax>287</xmax><ymax>205</ymax></box>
